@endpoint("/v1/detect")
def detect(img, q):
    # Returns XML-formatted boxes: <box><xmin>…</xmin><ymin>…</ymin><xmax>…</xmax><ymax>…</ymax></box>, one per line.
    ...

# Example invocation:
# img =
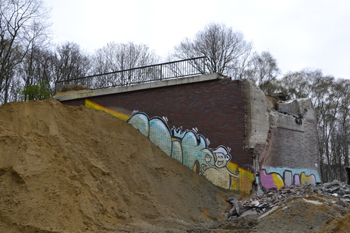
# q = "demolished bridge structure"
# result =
<box><xmin>54</xmin><ymin>73</ymin><xmax>321</xmax><ymax>194</ymax></box>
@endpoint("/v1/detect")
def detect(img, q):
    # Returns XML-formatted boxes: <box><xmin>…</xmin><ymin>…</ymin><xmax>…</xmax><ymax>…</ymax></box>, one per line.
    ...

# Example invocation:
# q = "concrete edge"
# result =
<box><xmin>53</xmin><ymin>73</ymin><xmax>220</xmax><ymax>101</ymax></box>
<box><xmin>242</xmin><ymin>79</ymin><xmax>269</xmax><ymax>149</ymax></box>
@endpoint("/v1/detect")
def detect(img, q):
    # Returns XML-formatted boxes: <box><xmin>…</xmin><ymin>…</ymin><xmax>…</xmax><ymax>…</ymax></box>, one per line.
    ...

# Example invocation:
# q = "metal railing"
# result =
<box><xmin>55</xmin><ymin>56</ymin><xmax>208</xmax><ymax>93</ymax></box>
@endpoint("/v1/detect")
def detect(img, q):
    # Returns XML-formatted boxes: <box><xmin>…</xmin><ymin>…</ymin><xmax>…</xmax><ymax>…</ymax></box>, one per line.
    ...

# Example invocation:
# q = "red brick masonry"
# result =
<box><xmin>61</xmin><ymin>79</ymin><xmax>254</xmax><ymax>171</ymax></box>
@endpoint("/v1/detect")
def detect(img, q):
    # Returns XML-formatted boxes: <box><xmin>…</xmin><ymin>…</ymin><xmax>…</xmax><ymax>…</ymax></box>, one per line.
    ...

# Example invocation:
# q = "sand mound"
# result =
<box><xmin>0</xmin><ymin>100</ymin><xmax>230</xmax><ymax>233</ymax></box>
<box><xmin>252</xmin><ymin>196</ymin><xmax>349</xmax><ymax>233</ymax></box>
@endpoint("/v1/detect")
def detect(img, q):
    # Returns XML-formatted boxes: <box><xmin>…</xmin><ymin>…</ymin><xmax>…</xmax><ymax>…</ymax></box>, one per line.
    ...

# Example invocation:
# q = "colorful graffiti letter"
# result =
<box><xmin>300</xmin><ymin>172</ymin><xmax>316</xmax><ymax>185</ymax></box>
<box><xmin>284</xmin><ymin>170</ymin><xmax>292</xmax><ymax>186</ymax></box>
<box><xmin>260</xmin><ymin>169</ymin><xmax>284</xmax><ymax>189</ymax></box>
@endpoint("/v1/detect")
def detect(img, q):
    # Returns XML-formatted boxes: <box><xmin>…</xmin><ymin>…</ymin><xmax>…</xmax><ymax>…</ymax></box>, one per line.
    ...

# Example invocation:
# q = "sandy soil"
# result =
<box><xmin>0</xmin><ymin>99</ymin><xmax>233</xmax><ymax>233</ymax></box>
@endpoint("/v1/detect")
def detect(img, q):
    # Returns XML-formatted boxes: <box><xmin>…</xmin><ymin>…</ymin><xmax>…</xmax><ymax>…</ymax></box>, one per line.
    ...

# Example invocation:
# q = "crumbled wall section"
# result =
<box><xmin>242</xmin><ymin>80</ymin><xmax>269</xmax><ymax>149</ymax></box>
<box><xmin>260</xmin><ymin>98</ymin><xmax>321</xmax><ymax>189</ymax></box>
<box><xmin>265</xmin><ymin>99</ymin><xmax>319</xmax><ymax>170</ymax></box>
<box><xmin>265</xmin><ymin>96</ymin><xmax>279</xmax><ymax>110</ymax></box>
<box><xmin>60</xmin><ymin>78</ymin><xmax>255</xmax><ymax>171</ymax></box>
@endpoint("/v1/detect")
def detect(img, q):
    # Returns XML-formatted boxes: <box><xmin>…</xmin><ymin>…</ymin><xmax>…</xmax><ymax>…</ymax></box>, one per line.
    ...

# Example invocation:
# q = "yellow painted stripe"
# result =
<box><xmin>227</xmin><ymin>161</ymin><xmax>253</xmax><ymax>175</ymax></box>
<box><xmin>85</xmin><ymin>99</ymin><xmax>129</xmax><ymax>121</ymax></box>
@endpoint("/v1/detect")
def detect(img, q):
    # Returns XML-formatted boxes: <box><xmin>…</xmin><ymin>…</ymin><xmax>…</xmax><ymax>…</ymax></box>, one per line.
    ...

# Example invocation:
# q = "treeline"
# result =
<box><xmin>0</xmin><ymin>0</ymin><xmax>159</xmax><ymax>103</ymax></box>
<box><xmin>1</xmin><ymin>0</ymin><xmax>348</xmax><ymax>182</ymax></box>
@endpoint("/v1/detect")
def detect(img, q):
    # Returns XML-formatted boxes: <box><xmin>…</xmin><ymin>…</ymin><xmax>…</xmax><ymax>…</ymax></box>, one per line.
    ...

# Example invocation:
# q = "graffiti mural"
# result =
<box><xmin>203</xmin><ymin>146</ymin><xmax>238</xmax><ymax>189</ymax></box>
<box><xmin>83</xmin><ymin>100</ymin><xmax>254</xmax><ymax>193</ymax></box>
<box><xmin>260</xmin><ymin>167</ymin><xmax>320</xmax><ymax>190</ymax></box>
<box><xmin>127</xmin><ymin>112</ymin><xmax>254</xmax><ymax>193</ymax></box>
<box><xmin>83</xmin><ymin>99</ymin><xmax>322</xmax><ymax>193</ymax></box>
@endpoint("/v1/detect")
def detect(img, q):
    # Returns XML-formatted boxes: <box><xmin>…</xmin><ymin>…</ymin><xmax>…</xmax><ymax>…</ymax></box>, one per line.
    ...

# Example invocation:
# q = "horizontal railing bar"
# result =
<box><xmin>56</xmin><ymin>56</ymin><xmax>206</xmax><ymax>84</ymax></box>
<box><xmin>55</xmin><ymin>56</ymin><xmax>208</xmax><ymax>93</ymax></box>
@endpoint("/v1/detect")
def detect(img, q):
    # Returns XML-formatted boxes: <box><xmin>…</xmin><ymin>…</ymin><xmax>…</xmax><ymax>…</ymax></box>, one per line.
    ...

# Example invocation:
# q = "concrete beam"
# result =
<box><xmin>53</xmin><ymin>73</ymin><xmax>221</xmax><ymax>101</ymax></box>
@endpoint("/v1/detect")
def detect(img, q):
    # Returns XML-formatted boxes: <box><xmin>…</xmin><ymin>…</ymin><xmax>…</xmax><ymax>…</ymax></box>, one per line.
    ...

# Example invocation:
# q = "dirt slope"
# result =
<box><xmin>252</xmin><ymin>196</ymin><xmax>349</xmax><ymax>233</ymax></box>
<box><xmin>0</xmin><ymin>100</ymin><xmax>231</xmax><ymax>233</ymax></box>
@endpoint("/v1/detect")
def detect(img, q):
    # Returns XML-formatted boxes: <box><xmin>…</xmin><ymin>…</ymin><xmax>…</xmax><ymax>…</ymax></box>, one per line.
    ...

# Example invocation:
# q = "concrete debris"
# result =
<box><xmin>226</xmin><ymin>180</ymin><xmax>350</xmax><ymax>219</ymax></box>
<box><xmin>225</xmin><ymin>196</ymin><xmax>240</xmax><ymax>217</ymax></box>
<box><xmin>269</xmin><ymin>92</ymin><xmax>290</xmax><ymax>101</ymax></box>
<box><xmin>302</xmin><ymin>198</ymin><xmax>322</xmax><ymax>205</ymax></box>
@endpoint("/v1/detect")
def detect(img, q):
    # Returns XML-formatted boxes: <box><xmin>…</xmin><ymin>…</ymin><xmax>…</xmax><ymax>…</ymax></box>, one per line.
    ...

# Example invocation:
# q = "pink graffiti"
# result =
<box><xmin>312</xmin><ymin>175</ymin><xmax>316</xmax><ymax>184</ymax></box>
<box><xmin>260</xmin><ymin>170</ymin><xmax>284</xmax><ymax>189</ymax></box>
<box><xmin>294</xmin><ymin>174</ymin><xmax>300</xmax><ymax>185</ymax></box>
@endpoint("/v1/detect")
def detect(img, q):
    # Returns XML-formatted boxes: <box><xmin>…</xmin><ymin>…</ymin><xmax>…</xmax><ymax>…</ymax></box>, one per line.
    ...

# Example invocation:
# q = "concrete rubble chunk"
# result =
<box><xmin>326</xmin><ymin>186</ymin><xmax>340</xmax><ymax>193</ymax></box>
<box><xmin>251</xmin><ymin>200</ymin><xmax>259</xmax><ymax>206</ymax></box>
<box><xmin>336</xmin><ymin>200</ymin><xmax>347</xmax><ymax>207</ymax></box>
<box><xmin>324</xmin><ymin>181</ymin><xmax>340</xmax><ymax>189</ymax></box>
<box><xmin>343</xmin><ymin>189</ymin><xmax>350</xmax><ymax>194</ymax></box>
<box><xmin>302</xmin><ymin>198</ymin><xmax>323</xmax><ymax>205</ymax></box>
<box><xmin>226</xmin><ymin>196</ymin><xmax>240</xmax><ymax>218</ymax></box>
<box><xmin>240</xmin><ymin>209</ymin><xmax>258</xmax><ymax>217</ymax></box>
<box><xmin>226</xmin><ymin>180</ymin><xmax>350</xmax><ymax>220</ymax></box>
<box><xmin>340</xmin><ymin>198</ymin><xmax>350</xmax><ymax>203</ymax></box>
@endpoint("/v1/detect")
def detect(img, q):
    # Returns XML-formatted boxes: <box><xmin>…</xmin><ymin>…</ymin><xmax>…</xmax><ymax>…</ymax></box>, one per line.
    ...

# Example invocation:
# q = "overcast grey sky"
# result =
<box><xmin>44</xmin><ymin>0</ymin><xmax>350</xmax><ymax>79</ymax></box>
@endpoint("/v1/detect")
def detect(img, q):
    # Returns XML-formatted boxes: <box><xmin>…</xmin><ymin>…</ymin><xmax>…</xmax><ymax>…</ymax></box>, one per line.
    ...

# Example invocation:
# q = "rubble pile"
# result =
<box><xmin>226</xmin><ymin>180</ymin><xmax>350</xmax><ymax>219</ymax></box>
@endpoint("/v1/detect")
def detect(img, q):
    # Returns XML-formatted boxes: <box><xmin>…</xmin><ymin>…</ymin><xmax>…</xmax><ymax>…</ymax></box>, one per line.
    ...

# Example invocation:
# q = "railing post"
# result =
<box><xmin>203</xmin><ymin>57</ymin><xmax>206</xmax><ymax>74</ymax></box>
<box><xmin>160</xmin><ymin>64</ymin><xmax>162</xmax><ymax>81</ymax></box>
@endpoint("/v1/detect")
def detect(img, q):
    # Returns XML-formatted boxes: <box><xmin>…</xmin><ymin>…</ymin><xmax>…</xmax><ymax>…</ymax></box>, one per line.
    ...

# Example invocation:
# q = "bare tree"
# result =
<box><xmin>91</xmin><ymin>42</ymin><xmax>159</xmax><ymax>88</ymax></box>
<box><xmin>242</xmin><ymin>51</ymin><xmax>280</xmax><ymax>94</ymax></box>
<box><xmin>0</xmin><ymin>0</ymin><xmax>50</xmax><ymax>103</ymax></box>
<box><xmin>172</xmin><ymin>23</ymin><xmax>252</xmax><ymax>77</ymax></box>
<box><xmin>53</xmin><ymin>42</ymin><xmax>91</xmax><ymax>82</ymax></box>
<box><xmin>17</xmin><ymin>45</ymin><xmax>56</xmax><ymax>98</ymax></box>
<box><xmin>18</xmin><ymin>22</ymin><xmax>52</xmax><ymax>100</ymax></box>
<box><xmin>52</xmin><ymin>42</ymin><xmax>91</xmax><ymax>92</ymax></box>
<box><xmin>276</xmin><ymin>69</ymin><xmax>314</xmax><ymax>99</ymax></box>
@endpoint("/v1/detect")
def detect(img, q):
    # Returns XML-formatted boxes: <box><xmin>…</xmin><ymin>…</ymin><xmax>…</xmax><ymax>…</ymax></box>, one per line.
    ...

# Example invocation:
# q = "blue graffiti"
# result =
<box><xmin>149</xmin><ymin>118</ymin><xmax>172</xmax><ymax>156</ymax></box>
<box><xmin>127</xmin><ymin>112</ymin><xmax>229</xmax><ymax>174</ymax></box>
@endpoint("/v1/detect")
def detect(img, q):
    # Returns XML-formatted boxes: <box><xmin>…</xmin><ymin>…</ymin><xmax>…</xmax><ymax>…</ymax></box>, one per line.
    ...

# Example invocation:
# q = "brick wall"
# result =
<box><xmin>265</xmin><ymin>111</ymin><xmax>319</xmax><ymax>170</ymax></box>
<box><xmin>61</xmin><ymin>78</ymin><xmax>254</xmax><ymax>170</ymax></box>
